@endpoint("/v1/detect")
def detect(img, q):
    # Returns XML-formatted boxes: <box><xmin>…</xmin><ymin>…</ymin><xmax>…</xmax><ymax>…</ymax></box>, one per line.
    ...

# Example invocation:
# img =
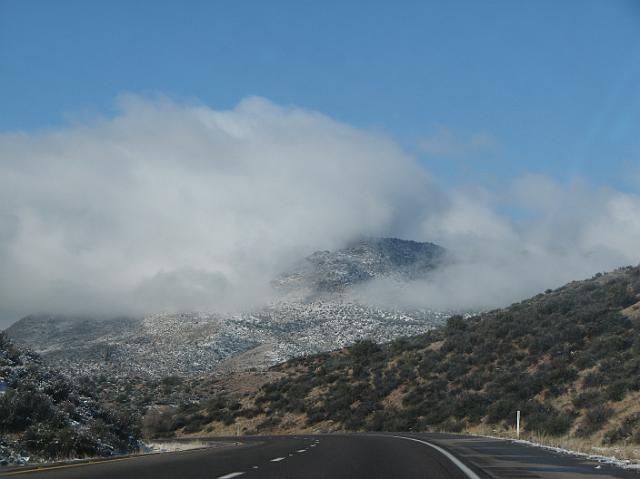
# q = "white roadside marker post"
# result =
<box><xmin>516</xmin><ymin>410</ymin><xmax>520</xmax><ymax>439</ymax></box>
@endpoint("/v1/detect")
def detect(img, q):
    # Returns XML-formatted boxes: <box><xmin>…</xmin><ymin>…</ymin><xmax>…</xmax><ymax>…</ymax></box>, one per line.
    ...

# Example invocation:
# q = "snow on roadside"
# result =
<box><xmin>141</xmin><ymin>441</ymin><xmax>212</xmax><ymax>453</ymax></box>
<box><xmin>511</xmin><ymin>439</ymin><xmax>640</xmax><ymax>471</ymax></box>
<box><xmin>470</xmin><ymin>432</ymin><xmax>640</xmax><ymax>471</ymax></box>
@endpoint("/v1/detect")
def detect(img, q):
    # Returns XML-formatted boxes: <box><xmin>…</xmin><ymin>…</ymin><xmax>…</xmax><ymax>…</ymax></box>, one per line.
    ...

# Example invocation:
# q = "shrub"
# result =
<box><xmin>142</xmin><ymin>408</ymin><xmax>177</xmax><ymax>438</ymax></box>
<box><xmin>350</xmin><ymin>340</ymin><xmax>382</xmax><ymax>363</ymax></box>
<box><xmin>606</xmin><ymin>380</ymin><xmax>628</xmax><ymax>402</ymax></box>
<box><xmin>524</xmin><ymin>404</ymin><xmax>574</xmax><ymax>436</ymax></box>
<box><xmin>572</xmin><ymin>390</ymin><xmax>605</xmax><ymax>410</ymax></box>
<box><xmin>486</xmin><ymin>398</ymin><xmax>518</xmax><ymax>423</ymax></box>
<box><xmin>576</xmin><ymin>405</ymin><xmax>614</xmax><ymax>437</ymax></box>
<box><xmin>604</xmin><ymin>414</ymin><xmax>640</xmax><ymax>444</ymax></box>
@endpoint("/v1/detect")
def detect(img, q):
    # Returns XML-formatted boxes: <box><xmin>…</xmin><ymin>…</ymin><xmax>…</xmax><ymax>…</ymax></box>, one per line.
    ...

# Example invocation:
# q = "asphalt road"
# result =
<box><xmin>1</xmin><ymin>433</ymin><xmax>638</xmax><ymax>479</ymax></box>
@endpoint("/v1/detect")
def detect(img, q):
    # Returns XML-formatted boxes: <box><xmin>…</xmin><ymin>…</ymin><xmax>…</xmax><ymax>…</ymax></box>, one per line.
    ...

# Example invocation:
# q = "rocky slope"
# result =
<box><xmin>148</xmin><ymin>265</ymin><xmax>640</xmax><ymax>447</ymax></box>
<box><xmin>5</xmin><ymin>238</ymin><xmax>450</xmax><ymax>377</ymax></box>
<box><xmin>275</xmin><ymin>237</ymin><xmax>444</xmax><ymax>296</ymax></box>
<box><xmin>0</xmin><ymin>332</ymin><xmax>140</xmax><ymax>466</ymax></box>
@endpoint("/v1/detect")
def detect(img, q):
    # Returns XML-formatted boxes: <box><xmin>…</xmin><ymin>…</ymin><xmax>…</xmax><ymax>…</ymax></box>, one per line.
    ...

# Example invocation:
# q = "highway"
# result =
<box><xmin>1</xmin><ymin>433</ymin><xmax>638</xmax><ymax>479</ymax></box>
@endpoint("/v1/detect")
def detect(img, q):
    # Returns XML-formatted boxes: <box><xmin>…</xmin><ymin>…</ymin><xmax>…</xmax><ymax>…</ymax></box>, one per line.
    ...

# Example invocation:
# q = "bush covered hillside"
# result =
<box><xmin>0</xmin><ymin>333</ymin><xmax>141</xmax><ymax>466</ymax></box>
<box><xmin>166</xmin><ymin>266</ymin><xmax>640</xmax><ymax>444</ymax></box>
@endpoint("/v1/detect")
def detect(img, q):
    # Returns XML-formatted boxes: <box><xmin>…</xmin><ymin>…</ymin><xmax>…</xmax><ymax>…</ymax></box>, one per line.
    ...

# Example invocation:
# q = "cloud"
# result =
<box><xmin>0</xmin><ymin>95</ymin><xmax>436</xmax><ymax>324</ymax></box>
<box><xmin>355</xmin><ymin>175</ymin><xmax>640</xmax><ymax>311</ymax></box>
<box><xmin>417</xmin><ymin>127</ymin><xmax>498</xmax><ymax>157</ymax></box>
<box><xmin>0</xmin><ymin>95</ymin><xmax>639</xmax><ymax>326</ymax></box>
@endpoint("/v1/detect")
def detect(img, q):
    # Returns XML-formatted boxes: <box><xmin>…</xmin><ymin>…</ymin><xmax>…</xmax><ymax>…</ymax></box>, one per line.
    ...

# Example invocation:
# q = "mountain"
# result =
<box><xmin>275</xmin><ymin>237</ymin><xmax>445</xmax><ymax>297</ymax></box>
<box><xmin>4</xmin><ymin>238</ymin><xmax>450</xmax><ymax>378</ymax></box>
<box><xmin>145</xmin><ymin>265</ymin><xmax>640</xmax><ymax>447</ymax></box>
<box><xmin>0</xmin><ymin>332</ymin><xmax>140</xmax><ymax>466</ymax></box>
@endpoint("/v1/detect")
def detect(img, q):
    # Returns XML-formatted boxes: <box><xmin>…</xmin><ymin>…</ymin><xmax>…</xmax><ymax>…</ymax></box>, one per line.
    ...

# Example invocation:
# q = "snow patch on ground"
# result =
<box><xmin>141</xmin><ymin>441</ymin><xmax>213</xmax><ymax>453</ymax></box>
<box><xmin>471</xmin><ymin>433</ymin><xmax>640</xmax><ymax>471</ymax></box>
<box><xmin>511</xmin><ymin>439</ymin><xmax>640</xmax><ymax>471</ymax></box>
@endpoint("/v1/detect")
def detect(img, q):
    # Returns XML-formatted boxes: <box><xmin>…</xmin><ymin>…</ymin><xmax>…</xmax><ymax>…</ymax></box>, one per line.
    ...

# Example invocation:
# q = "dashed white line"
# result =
<box><xmin>218</xmin><ymin>473</ymin><xmax>245</xmax><ymax>479</ymax></box>
<box><xmin>297</xmin><ymin>449</ymin><xmax>307</xmax><ymax>453</ymax></box>
<box><xmin>270</xmin><ymin>457</ymin><xmax>286</xmax><ymax>462</ymax></box>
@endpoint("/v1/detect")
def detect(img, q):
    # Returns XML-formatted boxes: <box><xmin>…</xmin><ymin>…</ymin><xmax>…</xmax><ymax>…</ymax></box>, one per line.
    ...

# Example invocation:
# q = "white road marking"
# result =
<box><xmin>390</xmin><ymin>435</ymin><xmax>481</xmax><ymax>479</ymax></box>
<box><xmin>271</xmin><ymin>457</ymin><xmax>286</xmax><ymax>462</ymax></box>
<box><xmin>252</xmin><ymin>466</ymin><xmax>259</xmax><ymax>469</ymax></box>
<box><xmin>297</xmin><ymin>449</ymin><xmax>307</xmax><ymax>453</ymax></box>
<box><xmin>218</xmin><ymin>473</ymin><xmax>245</xmax><ymax>479</ymax></box>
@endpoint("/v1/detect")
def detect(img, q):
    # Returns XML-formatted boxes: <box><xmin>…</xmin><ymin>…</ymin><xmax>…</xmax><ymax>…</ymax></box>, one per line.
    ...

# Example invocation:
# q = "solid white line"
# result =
<box><xmin>390</xmin><ymin>435</ymin><xmax>482</xmax><ymax>479</ymax></box>
<box><xmin>270</xmin><ymin>457</ymin><xmax>286</xmax><ymax>462</ymax></box>
<box><xmin>218</xmin><ymin>473</ymin><xmax>245</xmax><ymax>479</ymax></box>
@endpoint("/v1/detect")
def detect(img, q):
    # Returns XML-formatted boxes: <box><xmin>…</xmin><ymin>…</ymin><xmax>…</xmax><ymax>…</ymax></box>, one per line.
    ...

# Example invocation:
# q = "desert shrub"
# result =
<box><xmin>606</xmin><ymin>380</ymin><xmax>629</xmax><ymax>402</ymax></box>
<box><xmin>23</xmin><ymin>425</ymin><xmax>108</xmax><ymax>460</ymax></box>
<box><xmin>256</xmin><ymin>416</ymin><xmax>281</xmax><ymax>431</ymax></box>
<box><xmin>366</xmin><ymin>408</ymin><xmax>411</xmax><ymax>431</ymax></box>
<box><xmin>446</xmin><ymin>315</ymin><xmax>468</xmax><ymax>333</ymax></box>
<box><xmin>576</xmin><ymin>405</ymin><xmax>614</xmax><ymax>437</ymax></box>
<box><xmin>0</xmin><ymin>387</ymin><xmax>55</xmax><ymax>432</ymax></box>
<box><xmin>350</xmin><ymin>340</ymin><xmax>382</xmax><ymax>364</ymax></box>
<box><xmin>439</xmin><ymin>418</ymin><xmax>465</xmax><ymax>433</ymax></box>
<box><xmin>142</xmin><ymin>408</ymin><xmax>177</xmax><ymax>438</ymax></box>
<box><xmin>572</xmin><ymin>390</ymin><xmax>605</xmax><ymax>410</ymax></box>
<box><xmin>582</xmin><ymin>371</ymin><xmax>605</xmax><ymax>389</ymax></box>
<box><xmin>43</xmin><ymin>378</ymin><xmax>73</xmax><ymax>402</ymax></box>
<box><xmin>451</xmin><ymin>392</ymin><xmax>488</xmax><ymax>422</ymax></box>
<box><xmin>523</xmin><ymin>403</ymin><xmax>573</xmax><ymax>436</ymax></box>
<box><xmin>182</xmin><ymin>422</ymin><xmax>202</xmax><ymax>433</ymax></box>
<box><xmin>604</xmin><ymin>414</ymin><xmax>640</xmax><ymax>444</ymax></box>
<box><xmin>486</xmin><ymin>398</ymin><xmax>518</xmax><ymax>423</ymax></box>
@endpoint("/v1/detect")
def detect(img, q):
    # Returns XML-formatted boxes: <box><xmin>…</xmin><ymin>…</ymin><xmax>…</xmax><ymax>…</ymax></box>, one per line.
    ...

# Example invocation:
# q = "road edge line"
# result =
<box><xmin>390</xmin><ymin>435</ymin><xmax>482</xmax><ymax>479</ymax></box>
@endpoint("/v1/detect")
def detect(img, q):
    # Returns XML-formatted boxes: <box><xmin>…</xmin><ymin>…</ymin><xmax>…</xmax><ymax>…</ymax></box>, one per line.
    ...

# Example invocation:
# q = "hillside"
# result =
<box><xmin>5</xmin><ymin>238</ymin><xmax>449</xmax><ymax>377</ymax></box>
<box><xmin>147</xmin><ymin>265</ymin><xmax>640</xmax><ymax>446</ymax></box>
<box><xmin>0</xmin><ymin>332</ymin><xmax>141</xmax><ymax>466</ymax></box>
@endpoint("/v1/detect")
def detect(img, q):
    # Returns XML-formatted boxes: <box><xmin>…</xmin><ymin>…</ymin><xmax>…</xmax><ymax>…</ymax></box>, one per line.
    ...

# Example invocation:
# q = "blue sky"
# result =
<box><xmin>2</xmin><ymin>0</ymin><xmax>640</xmax><ymax>191</ymax></box>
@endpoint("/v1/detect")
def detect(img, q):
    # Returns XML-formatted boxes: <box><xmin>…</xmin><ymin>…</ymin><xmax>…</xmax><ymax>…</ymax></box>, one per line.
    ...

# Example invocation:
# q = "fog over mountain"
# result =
<box><xmin>1</xmin><ymin>95</ymin><xmax>639</xmax><ymax>326</ymax></box>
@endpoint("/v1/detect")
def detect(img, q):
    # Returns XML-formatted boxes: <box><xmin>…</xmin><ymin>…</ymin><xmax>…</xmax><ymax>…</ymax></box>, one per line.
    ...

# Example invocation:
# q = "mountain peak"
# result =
<box><xmin>277</xmin><ymin>237</ymin><xmax>445</xmax><ymax>294</ymax></box>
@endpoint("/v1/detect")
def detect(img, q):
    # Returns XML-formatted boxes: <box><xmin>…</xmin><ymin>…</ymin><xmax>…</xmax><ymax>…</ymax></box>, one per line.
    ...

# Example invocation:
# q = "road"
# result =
<box><xmin>1</xmin><ymin>433</ymin><xmax>638</xmax><ymax>479</ymax></box>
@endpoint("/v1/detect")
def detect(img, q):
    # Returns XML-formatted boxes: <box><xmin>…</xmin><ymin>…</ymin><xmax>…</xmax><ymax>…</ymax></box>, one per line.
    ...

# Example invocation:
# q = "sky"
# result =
<box><xmin>2</xmin><ymin>0</ymin><xmax>640</xmax><ymax>189</ymax></box>
<box><xmin>1</xmin><ymin>1</ymin><xmax>640</xmax><ymax>325</ymax></box>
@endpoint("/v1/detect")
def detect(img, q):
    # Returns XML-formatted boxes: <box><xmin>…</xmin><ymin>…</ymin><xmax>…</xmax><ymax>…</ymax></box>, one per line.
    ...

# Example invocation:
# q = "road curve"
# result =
<box><xmin>0</xmin><ymin>433</ymin><xmax>637</xmax><ymax>479</ymax></box>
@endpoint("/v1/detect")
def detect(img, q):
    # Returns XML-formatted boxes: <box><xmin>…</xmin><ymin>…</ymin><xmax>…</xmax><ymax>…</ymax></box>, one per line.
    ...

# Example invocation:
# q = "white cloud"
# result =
<box><xmin>0</xmin><ymin>95</ymin><xmax>435</xmax><ymax>323</ymax></box>
<box><xmin>355</xmin><ymin>175</ymin><xmax>640</xmax><ymax>311</ymax></box>
<box><xmin>0</xmin><ymin>95</ymin><xmax>639</xmax><ymax>325</ymax></box>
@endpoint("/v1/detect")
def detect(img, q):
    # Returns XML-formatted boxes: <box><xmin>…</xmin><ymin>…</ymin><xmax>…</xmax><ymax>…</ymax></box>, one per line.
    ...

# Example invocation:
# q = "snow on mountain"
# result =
<box><xmin>5</xmin><ymin>238</ymin><xmax>453</xmax><ymax>377</ymax></box>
